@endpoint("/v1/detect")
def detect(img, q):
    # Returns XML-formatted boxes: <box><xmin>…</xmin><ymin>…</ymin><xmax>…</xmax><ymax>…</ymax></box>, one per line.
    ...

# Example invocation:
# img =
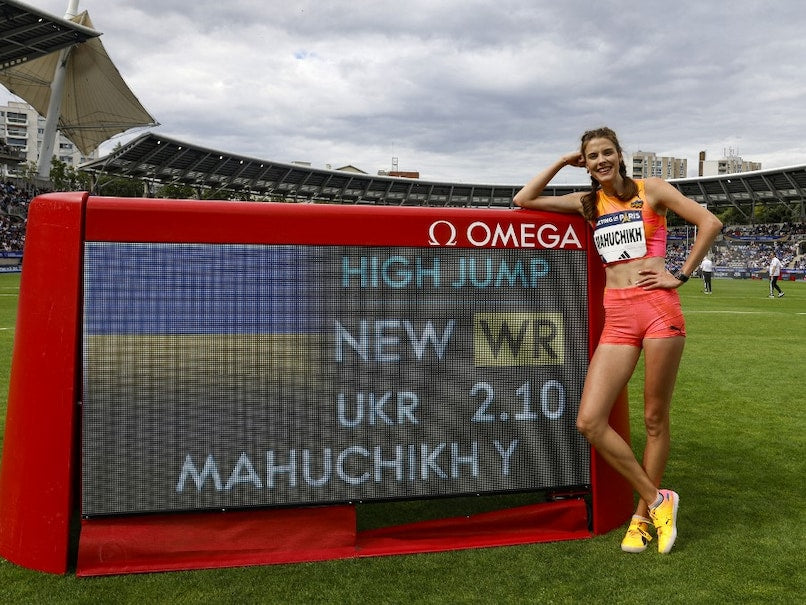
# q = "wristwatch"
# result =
<box><xmin>674</xmin><ymin>271</ymin><xmax>690</xmax><ymax>283</ymax></box>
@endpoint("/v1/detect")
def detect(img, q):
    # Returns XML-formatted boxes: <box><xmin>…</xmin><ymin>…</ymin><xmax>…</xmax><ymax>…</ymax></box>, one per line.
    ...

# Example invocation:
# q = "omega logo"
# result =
<box><xmin>428</xmin><ymin>220</ymin><xmax>582</xmax><ymax>249</ymax></box>
<box><xmin>428</xmin><ymin>220</ymin><xmax>458</xmax><ymax>246</ymax></box>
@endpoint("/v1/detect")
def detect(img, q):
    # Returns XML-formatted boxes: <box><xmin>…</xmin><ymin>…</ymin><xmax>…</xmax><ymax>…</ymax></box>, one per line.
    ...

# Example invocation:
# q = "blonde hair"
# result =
<box><xmin>578</xmin><ymin>127</ymin><xmax>638</xmax><ymax>222</ymax></box>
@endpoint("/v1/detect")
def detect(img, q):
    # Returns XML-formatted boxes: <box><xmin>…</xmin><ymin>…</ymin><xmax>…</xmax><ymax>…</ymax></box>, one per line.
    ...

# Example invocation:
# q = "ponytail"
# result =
<box><xmin>580</xmin><ymin>176</ymin><xmax>599</xmax><ymax>222</ymax></box>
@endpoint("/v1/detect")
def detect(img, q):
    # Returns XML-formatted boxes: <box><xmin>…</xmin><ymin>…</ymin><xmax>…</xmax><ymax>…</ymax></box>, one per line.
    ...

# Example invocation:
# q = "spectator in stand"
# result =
<box><xmin>0</xmin><ymin>180</ymin><xmax>40</xmax><ymax>253</ymax></box>
<box><xmin>680</xmin><ymin>221</ymin><xmax>803</xmax><ymax>277</ymax></box>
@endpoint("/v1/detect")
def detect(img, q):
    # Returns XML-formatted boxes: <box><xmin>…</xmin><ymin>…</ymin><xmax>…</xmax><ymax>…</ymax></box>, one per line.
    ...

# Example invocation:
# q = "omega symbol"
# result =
<box><xmin>428</xmin><ymin>220</ymin><xmax>458</xmax><ymax>246</ymax></box>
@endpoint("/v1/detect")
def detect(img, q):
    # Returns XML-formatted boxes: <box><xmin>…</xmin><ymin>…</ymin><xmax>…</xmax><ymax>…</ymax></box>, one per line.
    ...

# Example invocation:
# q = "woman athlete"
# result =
<box><xmin>513</xmin><ymin>127</ymin><xmax>722</xmax><ymax>553</ymax></box>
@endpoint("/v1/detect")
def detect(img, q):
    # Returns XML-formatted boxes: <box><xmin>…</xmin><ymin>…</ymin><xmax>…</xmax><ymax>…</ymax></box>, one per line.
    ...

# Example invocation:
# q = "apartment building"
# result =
<box><xmin>627</xmin><ymin>150</ymin><xmax>688</xmax><ymax>180</ymax></box>
<box><xmin>698</xmin><ymin>150</ymin><xmax>762</xmax><ymax>176</ymax></box>
<box><xmin>0</xmin><ymin>100</ymin><xmax>98</xmax><ymax>174</ymax></box>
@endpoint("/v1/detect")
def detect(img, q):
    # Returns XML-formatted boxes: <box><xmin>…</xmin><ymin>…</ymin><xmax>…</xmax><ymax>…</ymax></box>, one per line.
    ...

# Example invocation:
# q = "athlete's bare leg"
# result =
<box><xmin>576</xmin><ymin>343</ymin><xmax>660</xmax><ymax>505</ymax></box>
<box><xmin>633</xmin><ymin>336</ymin><xmax>685</xmax><ymax>518</ymax></box>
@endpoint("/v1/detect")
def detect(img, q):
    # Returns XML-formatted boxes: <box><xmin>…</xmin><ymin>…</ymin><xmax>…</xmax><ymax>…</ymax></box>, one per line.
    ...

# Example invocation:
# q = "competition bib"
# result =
<box><xmin>593</xmin><ymin>210</ymin><xmax>647</xmax><ymax>263</ymax></box>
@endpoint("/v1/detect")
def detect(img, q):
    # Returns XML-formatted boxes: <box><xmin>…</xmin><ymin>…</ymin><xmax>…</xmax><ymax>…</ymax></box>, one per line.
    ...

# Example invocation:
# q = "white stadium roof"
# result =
<box><xmin>0</xmin><ymin>0</ymin><xmax>99</xmax><ymax>69</ymax></box>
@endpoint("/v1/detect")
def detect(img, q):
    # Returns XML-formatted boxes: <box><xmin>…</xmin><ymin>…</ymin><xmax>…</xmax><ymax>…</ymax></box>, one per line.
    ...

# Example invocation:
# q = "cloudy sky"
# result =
<box><xmin>4</xmin><ymin>0</ymin><xmax>806</xmax><ymax>184</ymax></box>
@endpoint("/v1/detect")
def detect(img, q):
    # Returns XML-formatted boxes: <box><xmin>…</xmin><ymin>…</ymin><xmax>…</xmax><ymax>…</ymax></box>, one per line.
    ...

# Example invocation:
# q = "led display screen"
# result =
<box><xmin>82</xmin><ymin>242</ymin><xmax>590</xmax><ymax>516</ymax></box>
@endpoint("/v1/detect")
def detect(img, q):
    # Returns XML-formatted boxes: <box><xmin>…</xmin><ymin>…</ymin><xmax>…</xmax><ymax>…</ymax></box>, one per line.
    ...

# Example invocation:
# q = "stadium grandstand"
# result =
<box><xmin>0</xmin><ymin>129</ymin><xmax>801</xmax><ymax>277</ymax></box>
<box><xmin>0</xmin><ymin>130</ymin><xmax>802</xmax><ymax>278</ymax></box>
<box><xmin>81</xmin><ymin>133</ymin><xmax>806</xmax><ymax>219</ymax></box>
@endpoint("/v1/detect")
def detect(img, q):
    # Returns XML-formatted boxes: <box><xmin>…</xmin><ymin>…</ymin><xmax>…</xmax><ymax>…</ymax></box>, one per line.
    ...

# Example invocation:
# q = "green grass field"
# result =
<box><xmin>0</xmin><ymin>273</ymin><xmax>803</xmax><ymax>604</ymax></box>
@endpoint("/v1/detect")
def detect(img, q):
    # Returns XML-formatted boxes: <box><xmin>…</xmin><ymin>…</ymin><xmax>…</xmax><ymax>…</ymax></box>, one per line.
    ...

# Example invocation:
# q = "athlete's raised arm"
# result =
<box><xmin>513</xmin><ymin>152</ymin><xmax>586</xmax><ymax>215</ymax></box>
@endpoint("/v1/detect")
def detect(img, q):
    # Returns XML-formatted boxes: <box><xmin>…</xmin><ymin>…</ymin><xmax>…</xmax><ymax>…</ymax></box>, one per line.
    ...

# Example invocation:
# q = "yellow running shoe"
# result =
<box><xmin>621</xmin><ymin>515</ymin><xmax>653</xmax><ymax>553</ymax></box>
<box><xmin>650</xmin><ymin>489</ymin><xmax>679</xmax><ymax>554</ymax></box>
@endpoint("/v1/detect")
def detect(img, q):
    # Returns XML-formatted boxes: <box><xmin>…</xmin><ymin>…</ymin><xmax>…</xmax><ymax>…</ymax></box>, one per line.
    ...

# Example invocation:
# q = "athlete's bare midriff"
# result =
<box><xmin>604</xmin><ymin>256</ymin><xmax>667</xmax><ymax>289</ymax></box>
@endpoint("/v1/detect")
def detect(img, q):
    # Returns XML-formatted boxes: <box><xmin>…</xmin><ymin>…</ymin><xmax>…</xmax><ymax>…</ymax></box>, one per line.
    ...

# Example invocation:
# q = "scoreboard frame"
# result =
<box><xmin>0</xmin><ymin>193</ymin><xmax>632</xmax><ymax>575</ymax></box>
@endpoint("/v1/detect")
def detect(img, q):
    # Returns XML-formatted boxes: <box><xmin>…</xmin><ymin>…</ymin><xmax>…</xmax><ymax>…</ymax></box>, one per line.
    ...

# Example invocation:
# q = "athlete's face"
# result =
<box><xmin>583</xmin><ymin>137</ymin><xmax>621</xmax><ymax>185</ymax></box>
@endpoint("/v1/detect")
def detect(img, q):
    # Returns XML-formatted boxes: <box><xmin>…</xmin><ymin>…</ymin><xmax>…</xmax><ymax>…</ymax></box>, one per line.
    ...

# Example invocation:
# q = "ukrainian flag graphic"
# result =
<box><xmin>82</xmin><ymin>242</ymin><xmax>331</xmax><ymax>516</ymax></box>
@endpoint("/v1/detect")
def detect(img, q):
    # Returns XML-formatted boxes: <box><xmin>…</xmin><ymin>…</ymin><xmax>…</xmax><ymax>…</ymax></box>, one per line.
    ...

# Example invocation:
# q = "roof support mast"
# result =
<box><xmin>37</xmin><ymin>0</ymin><xmax>80</xmax><ymax>180</ymax></box>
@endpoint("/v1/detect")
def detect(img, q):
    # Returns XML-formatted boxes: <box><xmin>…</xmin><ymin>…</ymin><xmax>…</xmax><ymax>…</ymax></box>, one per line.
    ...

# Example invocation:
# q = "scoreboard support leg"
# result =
<box><xmin>0</xmin><ymin>193</ymin><xmax>87</xmax><ymax>574</ymax></box>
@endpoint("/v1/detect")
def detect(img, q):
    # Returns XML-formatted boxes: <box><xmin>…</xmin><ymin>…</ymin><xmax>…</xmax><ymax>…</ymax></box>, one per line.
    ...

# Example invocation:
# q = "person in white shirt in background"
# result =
<box><xmin>700</xmin><ymin>257</ymin><xmax>713</xmax><ymax>294</ymax></box>
<box><xmin>768</xmin><ymin>253</ymin><xmax>784</xmax><ymax>298</ymax></box>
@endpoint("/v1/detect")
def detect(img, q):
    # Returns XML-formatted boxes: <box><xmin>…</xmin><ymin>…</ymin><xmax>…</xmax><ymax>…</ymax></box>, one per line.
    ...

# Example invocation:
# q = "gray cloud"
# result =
<box><xmin>6</xmin><ymin>0</ymin><xmax>806</xmax><ymax>183</ymax></box>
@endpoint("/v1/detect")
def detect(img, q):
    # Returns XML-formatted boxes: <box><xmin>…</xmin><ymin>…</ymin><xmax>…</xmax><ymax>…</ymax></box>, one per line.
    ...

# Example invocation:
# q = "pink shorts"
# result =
<box><xmin>599</xmin><ymin>287</ymin><xmax>686</xmax><ymax>347</ymax></box>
